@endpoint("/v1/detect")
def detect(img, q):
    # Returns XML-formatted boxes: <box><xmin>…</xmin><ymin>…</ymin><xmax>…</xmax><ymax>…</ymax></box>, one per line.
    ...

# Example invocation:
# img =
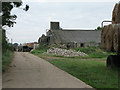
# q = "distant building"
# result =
<box><xmin>24</xmin><ymin>42</ymin><xmax>38</xmax><ymax>47</ymax></box>
<box><xmin>24</xmin><ymin>42</ymin><xmax>39</xmax><ymax>50</ymax></box>
<box><xmin>38</xmin><ymin>22</ymin><xmax>101</xmax><ymax>48</ymax></box>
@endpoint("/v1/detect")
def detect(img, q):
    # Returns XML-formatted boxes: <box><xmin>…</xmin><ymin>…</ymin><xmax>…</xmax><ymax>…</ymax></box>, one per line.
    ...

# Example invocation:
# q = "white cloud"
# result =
<box><xmin>6</xmin><ymin>2</ymin><xmax>116</xmax><ymax>44</ymax></box>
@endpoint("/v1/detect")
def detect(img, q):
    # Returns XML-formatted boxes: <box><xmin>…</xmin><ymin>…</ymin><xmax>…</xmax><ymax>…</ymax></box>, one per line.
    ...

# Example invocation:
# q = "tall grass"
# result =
<box><xmin>2</xmin><ymin>50</ymin><xmax>14</xmax><ymax>72</ymax></box>
<box><xmin>1</xmin><ymin>29</ymin><xmax>14</xmax><ymax>72</ymax></box>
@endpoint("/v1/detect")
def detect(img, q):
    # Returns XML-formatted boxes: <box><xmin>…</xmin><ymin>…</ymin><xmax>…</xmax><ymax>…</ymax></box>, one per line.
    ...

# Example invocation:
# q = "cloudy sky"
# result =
<box><xmin>6</xmin><ymin>0</ymin><xmax>119</xmax><ymax>44</ymax></box>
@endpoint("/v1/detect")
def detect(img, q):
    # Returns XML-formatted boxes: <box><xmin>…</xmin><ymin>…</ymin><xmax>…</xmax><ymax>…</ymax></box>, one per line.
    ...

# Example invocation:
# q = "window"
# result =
<box><xmin>81</xmin><ymin>43</ymin><xmax>84</xmax><ymax>47</ymax></box>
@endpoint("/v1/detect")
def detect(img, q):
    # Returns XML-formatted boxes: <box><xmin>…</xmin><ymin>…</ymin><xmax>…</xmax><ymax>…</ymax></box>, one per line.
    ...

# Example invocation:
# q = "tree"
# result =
<box><xmin>97</xmin><ymin>26</ymin><xmax>102</xmax><ymax>30</ymax></box>
<box><xmin>12</xmin><ymin>43</ymin><xmax>18</xmax><ymax>47</ymax></box>
<box><xmin>0</xmin><ymin>1</ymin><xmax>29</xmax><ymax>28</ymax></box>
<box><xmin>0</xmin><ymin>1</ymin><xmax>29</xmax><ymax>53</ymax></box>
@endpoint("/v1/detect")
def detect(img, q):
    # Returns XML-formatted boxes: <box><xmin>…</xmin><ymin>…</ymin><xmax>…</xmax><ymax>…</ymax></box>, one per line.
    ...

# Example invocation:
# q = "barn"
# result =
<box><xmin>38</xmin><ymin>22</ymin><xmax>101</xmax><ymax>48</ymax></box>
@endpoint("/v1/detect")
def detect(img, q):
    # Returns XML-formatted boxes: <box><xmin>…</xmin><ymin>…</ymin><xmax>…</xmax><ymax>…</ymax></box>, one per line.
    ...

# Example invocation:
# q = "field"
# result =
<box><xmin>31</xmin><ymin>46</ymin><xmax>119</xmax><ymax>89</ymax></box>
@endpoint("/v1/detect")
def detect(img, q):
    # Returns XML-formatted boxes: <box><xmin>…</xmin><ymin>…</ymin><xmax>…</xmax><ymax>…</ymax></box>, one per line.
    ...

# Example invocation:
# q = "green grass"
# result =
<box><xmin>31</xmin><ymin>44</ymin><xmax>48</xmax><ymax>55</ymax></box>
<box><xmin>49</xmin><ymin>59</ymin><xmax>119</xmax><ymax>89</ymax></box>
<box><xmin>74</xmin><ymin>47</ymin><xmax>116</xmax><ymax>58</ymax></box>
<box><xmin>2</xmin><ymin>50</ymin><xmax>14</xmax><ymax>72</ymax></box>
<box><xmin>31</xmin><ymin>46</ymin><xmax>119</xmax><ymax>89</ymax></box>
<box><xmin>31</xmin><ymin>49</ymin><xmax>46</xmax><ymax>55</ymax></box>
<box><xmin>31</xmin><ymin>46</ymin><xmax>115</xmax><ymax>60</ymax></box>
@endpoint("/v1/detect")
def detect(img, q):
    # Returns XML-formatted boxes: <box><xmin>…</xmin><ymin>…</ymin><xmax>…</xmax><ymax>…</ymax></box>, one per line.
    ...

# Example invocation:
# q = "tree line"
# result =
<box><xmin>1</xmin><ymin>1</ymin><xmax>29</xmax><ymax>52</ymax></box>
<box><xmin>1</xmin><ymin>1</ymin><xmax>29</xmax><ymax>71</ymax></box>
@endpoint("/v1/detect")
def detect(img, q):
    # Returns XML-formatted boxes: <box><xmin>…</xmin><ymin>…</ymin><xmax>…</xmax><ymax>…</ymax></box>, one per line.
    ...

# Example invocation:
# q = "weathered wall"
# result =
<box><xmin>38</xmin><ymin>34</ymin><xmax>48</xmax><ymax>45</ymax></box>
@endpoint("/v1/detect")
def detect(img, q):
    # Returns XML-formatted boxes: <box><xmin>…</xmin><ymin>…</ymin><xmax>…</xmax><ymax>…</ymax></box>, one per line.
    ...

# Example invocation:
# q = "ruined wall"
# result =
<box><xmin>38</xmin><ymin>34</ymin><xmax>48</xmax><ymax>45</ymax></box>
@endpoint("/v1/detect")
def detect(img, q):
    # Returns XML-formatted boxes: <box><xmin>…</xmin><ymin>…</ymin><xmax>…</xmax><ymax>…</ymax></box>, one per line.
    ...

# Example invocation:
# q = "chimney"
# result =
<box><xmin>50</xmin><ymin>22</ymin><xmax>60</xmax><ymax>30</ymax></box>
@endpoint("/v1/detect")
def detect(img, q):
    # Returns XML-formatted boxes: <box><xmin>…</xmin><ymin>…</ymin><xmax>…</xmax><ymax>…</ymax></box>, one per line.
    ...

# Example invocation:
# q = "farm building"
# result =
<box><xmin>17</xmin><ymin>42</ymin><xmax>39</xmax><ymax>52</ymax></box>
<box><xmin>38</xmin><ymin>22</ymin><xmax>101</xmax><ymax>48</ymax></box>
<box><xmin>24</xmin><ymin>42</ymin><xmax>39</xmax><ymax>50</ymax></box>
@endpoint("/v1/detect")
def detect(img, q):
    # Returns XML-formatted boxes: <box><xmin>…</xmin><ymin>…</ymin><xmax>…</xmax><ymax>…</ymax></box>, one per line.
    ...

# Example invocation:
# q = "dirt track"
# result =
<box><xmin>3</xmin><ymin>52</ymin><xmax>93</xmax><ymax>88</ymax></box>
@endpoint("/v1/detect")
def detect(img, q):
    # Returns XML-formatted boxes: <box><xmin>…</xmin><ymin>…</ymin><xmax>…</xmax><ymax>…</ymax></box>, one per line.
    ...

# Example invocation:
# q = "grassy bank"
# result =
<box><xmin>2</xmin><ymin>50</ymin><xmax>14</xmax><ymax>72</ymax></box>
<box><xmin>1</xmin><ymin>29</ymin><xmax>14</xmax><ymax>72</ymax></box>
<box><xmin>31</xmin><ymin>46</ymin><xmax>119</xmax><ymax>89</ymax></box>
<box><xmin>74</xmin><ymin>47</ymin><xmax>116</xmax><ymax>58</ymax></box>
<box><xmin>31</xmin><ymin>46</ymin><xmax>116</xmax><ymax>60</ymax></box>
<box><xmin>49</xmin><ymin>59</ymin><xmax>119</xmax><ymax>89</ymax></box>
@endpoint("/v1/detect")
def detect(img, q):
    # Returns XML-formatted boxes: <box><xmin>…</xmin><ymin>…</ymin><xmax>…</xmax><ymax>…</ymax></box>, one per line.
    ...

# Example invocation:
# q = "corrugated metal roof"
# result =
<box><xmin>50</xmin><ymin>29</ymin><xmax>101</xmax><ymax>43</ymax></box>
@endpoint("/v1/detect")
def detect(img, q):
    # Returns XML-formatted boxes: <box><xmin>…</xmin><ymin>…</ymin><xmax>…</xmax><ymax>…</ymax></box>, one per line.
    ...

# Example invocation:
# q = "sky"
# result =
<box><xmin>6</xmin><ymin>0</ymin><xmax>119</xmax><ymax>44</ymax></box>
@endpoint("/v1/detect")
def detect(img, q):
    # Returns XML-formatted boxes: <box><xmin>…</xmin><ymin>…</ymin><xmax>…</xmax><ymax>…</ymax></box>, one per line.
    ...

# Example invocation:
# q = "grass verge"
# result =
<box><xmin>2</xmin><ymin>50</ymin><xmax>14</xmax><ymax>72</ymax></box>
<box><xmin>31</xmin><ymin>46</ymin><xmax>115</xmax><ymax>61</ymax></box>
<box><xmin>49</xmin><ymin>59</ymin><xmax>119</xmax><ymax>89</ymax></box>
<box><xmin>31</xmin><ymin>46</ymin><xmax>119</xmax><ymax>89</ymax></box>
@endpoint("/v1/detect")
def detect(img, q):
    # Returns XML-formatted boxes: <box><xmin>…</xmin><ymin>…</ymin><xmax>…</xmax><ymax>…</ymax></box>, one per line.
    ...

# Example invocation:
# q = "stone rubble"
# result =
<box><xmin>46</xmin><ymin>48</ymin><xmax>88</xmax><ymax>57</ymax></box>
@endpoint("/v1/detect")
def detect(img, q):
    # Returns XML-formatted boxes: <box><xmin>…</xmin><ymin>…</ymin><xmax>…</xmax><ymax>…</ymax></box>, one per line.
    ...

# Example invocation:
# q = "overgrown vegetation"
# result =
<box><xmin>1</xmin><ymin>29</ymin><xmax>14</xmax><ymax>72</ymax></box>
<box><xmin>1</xmin><ymin>1</ymin><xmax>29</xmax><ymax>72</ymax></box>
<box><xmin>2</xmin><ymin>50</ymin><xmax>14</xmax><ymax>72</ymax></box>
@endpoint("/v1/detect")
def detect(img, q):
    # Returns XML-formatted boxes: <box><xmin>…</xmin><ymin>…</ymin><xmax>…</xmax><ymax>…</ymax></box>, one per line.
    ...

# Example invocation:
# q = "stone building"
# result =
<box><xmin>38</xmin><ymin>22</ymin><xmax>101</xmax><ymax>48</ymax></box>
